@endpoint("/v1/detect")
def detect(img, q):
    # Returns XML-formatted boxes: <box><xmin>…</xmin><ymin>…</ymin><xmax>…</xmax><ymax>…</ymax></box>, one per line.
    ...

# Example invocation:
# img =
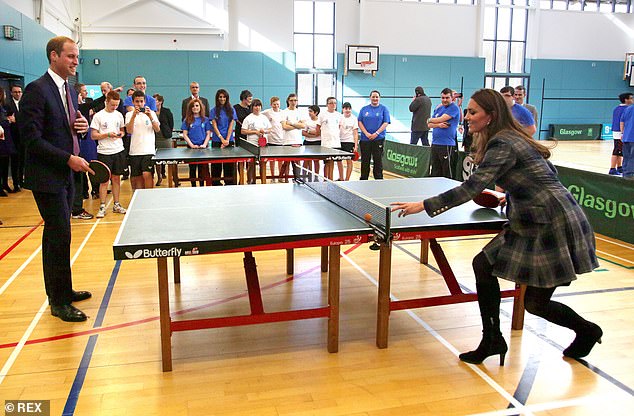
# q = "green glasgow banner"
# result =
<box><xmin>556</xmin><ymin>166</ymin><xmax>634</xmax><ymax>244</ymax></box>
<box><xmin>382</xmin><ymin>140</ymin><xmax>470</xmax><ymax>181</ymax></box>
<box><xmin>381</xmin><ymin>141</ymin><xmax>633</xmax><ymax>244</ymax></box>
<box><xmin>548</xmin><ymin>124</ymin><xmax>602</xmax><ymax>140</ymax></box>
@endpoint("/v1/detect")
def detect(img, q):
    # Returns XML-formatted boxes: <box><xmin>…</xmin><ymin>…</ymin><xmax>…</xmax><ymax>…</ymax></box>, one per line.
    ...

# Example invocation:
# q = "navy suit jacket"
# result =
<box><xmin>4</xmin><ymin>98</ymin><xmax>21</xmax><ymax>144</ymax></box>
<box><xmin>20</xmin><ymin>72</ymin><xmax>78</xmax><ymax>193</ymax></box>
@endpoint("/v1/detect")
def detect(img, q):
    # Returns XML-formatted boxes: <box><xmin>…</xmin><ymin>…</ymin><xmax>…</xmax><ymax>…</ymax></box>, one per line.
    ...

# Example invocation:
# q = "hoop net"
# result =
<box><xmin>360</xmin><ymin>60</ymin><xmax>374</xmax><ymax>74</ymax></box>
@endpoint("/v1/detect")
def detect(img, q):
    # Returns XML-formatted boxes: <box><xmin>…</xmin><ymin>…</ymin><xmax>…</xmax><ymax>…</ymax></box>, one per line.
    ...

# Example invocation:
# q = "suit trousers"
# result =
<box><xmin>10</xmin><ymin>140</ymin><xmax>25</xmax><ymax>187</ymax></box>
<box><xmin>72</xmin><ymin>171</ymin><xmax>85</xmax><ymax>214</ymax></box>
<box><xmin>33</xmin><ymin>184</ymin><xmax>74</xmax><ymax>306</ymax></box>
<box><xmin>359</xmin><ymin>139</ymin><xmax>384</xmax><ymax>180</ymax></box>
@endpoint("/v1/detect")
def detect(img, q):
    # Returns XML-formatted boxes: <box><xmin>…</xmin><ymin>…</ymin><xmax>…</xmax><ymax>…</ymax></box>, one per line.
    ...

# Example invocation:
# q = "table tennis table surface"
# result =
<box><xmin>113</xmin><ymin>177</ymin><xmax>506</xmax><ymax>260</ymax></box>
<box><xmin>153</xmin><ymin>146</ymin><xmax>254</xmax><ymax>163</ymax></box>
<box><xmin>152</xmin><ymin>144</ymin><xmax>352</xmax><ymax>164</ymax></box>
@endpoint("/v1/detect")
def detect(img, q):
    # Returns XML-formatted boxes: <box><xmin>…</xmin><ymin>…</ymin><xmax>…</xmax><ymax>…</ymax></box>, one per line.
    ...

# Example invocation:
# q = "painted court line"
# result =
<box><xmin>0</xmin><ymin>215</ymin><xmax>103</xmax><ymax>386</ymax></box>
<box><xmin>0</xmin><ymin>247</ymin><xmax>42</xmax><ymax>296</ymax></box>
<box><xmin>595</xmin><ymin>235</ymin><xmax>634</xmax><ymax>251</ymax></box>
<box><xmin>466</xmin><ymin>393</ymin><xmax>622</xmax><ymax>415</ymax></box>
<box><xmin>596</xmin><ymin>249</ymin><xmax>634</xmax><ymax>266</ymax></box>
<box><xmin>0</xmin><ymin>220</ymin><xmax>43</xmax><ymax>261</ymax></box>
<box><xmin>341</xmin><ymin>252</ymin><xmax>532</xmax><ymax>415</ymax></box>
<box><xmin>62</xmin><ymin>260</ymin><xmax>121</xmax><ymax>416</ymax></box>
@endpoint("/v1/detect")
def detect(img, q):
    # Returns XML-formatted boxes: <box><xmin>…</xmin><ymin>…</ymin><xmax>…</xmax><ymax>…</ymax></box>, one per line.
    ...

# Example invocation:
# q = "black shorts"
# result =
<box><xmin>304</xmin><ymin>140</ymin><xmax>321</xmax><ymax>146</ymax></box>
<box><xmin>613</xmin><ymin>139</ymin><xmax>623</xmax><ymax>156</ymax></box>
<box><xmin>340</xmin><ymin>142</ymin><xmax>354</xmax><ymax>152</ymax></box>
<box><xmin>97</xmin><ymin>150</ymin><xmax>127</xmax><ymax>176</ymax></box>
<box><xmin>129</xmin><ymin>155</ymin><xmax>155</xmax><ymax>177</ymax></box>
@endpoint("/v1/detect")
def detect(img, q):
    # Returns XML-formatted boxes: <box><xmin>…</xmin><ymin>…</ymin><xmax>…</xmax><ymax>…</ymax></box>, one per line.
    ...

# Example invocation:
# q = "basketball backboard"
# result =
<box><xmin>345</xmin><ymin>45</ymin><xmax>379</xmax><ymax>74</ymax></box>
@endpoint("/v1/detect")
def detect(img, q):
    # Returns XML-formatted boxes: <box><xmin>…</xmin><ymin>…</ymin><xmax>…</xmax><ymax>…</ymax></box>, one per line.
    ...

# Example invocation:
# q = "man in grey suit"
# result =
<box><xmin>181</xmin><ymin>81</ymin><xmax>210</xmax><ymax>122</ymax></box>
<box><xmin>409</xmin><ymin>86</ymin><xmax>432</xmax><ymax>145</ymax></box>
<box><xmin>20</xmin><ymin>36</ymin><xmax>93</xmax><ymax>322</ymax></box>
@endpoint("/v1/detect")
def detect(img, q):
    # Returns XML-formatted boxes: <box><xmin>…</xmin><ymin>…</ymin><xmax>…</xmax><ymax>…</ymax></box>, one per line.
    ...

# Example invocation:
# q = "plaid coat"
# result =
<box><xmin>425</xmin><ymin>131</ymin><xmax>599</xmax><ymax>288</ymax></box>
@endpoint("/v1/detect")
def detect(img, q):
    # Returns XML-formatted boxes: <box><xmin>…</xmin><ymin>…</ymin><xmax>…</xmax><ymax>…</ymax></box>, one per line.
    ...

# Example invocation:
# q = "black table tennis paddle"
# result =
<box><xmin>88</xmin><ymin>160</ymin><xmax>111</xmax><ymax>184</ymax></box>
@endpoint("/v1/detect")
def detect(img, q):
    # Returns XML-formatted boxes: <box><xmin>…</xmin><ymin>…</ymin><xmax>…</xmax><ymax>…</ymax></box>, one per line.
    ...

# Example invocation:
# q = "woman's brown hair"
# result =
<box><xmin>185</xmin><ymin>98</ymin><xmax>206</xmax><ymax>126</ymax></box>
<box><xmin>469</xmin><ymin>88</ymin><xmax>551</xmax><ymax>164</ymax></box>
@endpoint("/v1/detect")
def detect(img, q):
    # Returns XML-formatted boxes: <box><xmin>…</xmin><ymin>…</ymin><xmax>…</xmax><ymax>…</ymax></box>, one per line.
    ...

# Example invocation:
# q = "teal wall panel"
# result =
<box><xmin>529</xmin><ymin>59</ymin><xmax>633</xmax><ymax>139</ymax></box>
<box><xmin>80</xmin><ymin>49</ymin><xmax>296</xmax><ymax>120</ymax></box>
<box><xmin>0</xmin><ymin>5</ymin><xmax>24</xmax><ymax>75</ymax></box>
<box><xmin>79</xmin><ymin>50</ymin><xmax>119</xmax><ymax>86</ymax></box>
<box><xmin>339</xmin><ymin>53</ymin><xmax>484</xmax><ymax>136</ymax></box>
<box><xmin>0</xmin><ymin>0</ymin><xmax>54</xmax><ymax>84</ymax></box>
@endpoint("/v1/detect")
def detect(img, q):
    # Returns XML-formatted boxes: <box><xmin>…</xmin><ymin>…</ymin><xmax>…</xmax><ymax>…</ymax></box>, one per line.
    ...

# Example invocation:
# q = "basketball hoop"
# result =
<box><xmin>360</xmin><ymin>60</ymin><xmax>374</xmax><ymax>74</ymax></box>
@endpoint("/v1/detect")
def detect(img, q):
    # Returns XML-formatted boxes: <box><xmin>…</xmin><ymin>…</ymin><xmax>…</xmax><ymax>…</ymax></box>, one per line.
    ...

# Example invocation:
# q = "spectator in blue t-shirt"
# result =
<box><xmin>609</xmin><ymin>92</ymin><xmax>633</xmax><ymax>175</ymax></box>
<box><xmin>210</xmin><ymin>89</ymin><xmax>238</xmax><ymax>186</ymax></box>
<box><xmin>123</xmin><ymin>76</ymin><xmax>157</xmax><ymax>112</ymax></box>
<box><xmin>500</xmin><ymin>86</ymin><xmax>536</xmax><ymax>136</ymax></box>
<box><xmin>428</xmin><ymin>88</ymin><xmax>461</xmax><ymax>178</ymax></box>
<box><xmin>358</xmin><ymin>90</ymin><xmax>390</xmax><ymax>180</ymax></box>
<box><xmin>182</xmin><ymin>98</ymin><xmax>211</xmax><ymax>186</ymax></box>
<box><xmin>620</xmin><ymin>103</ymin><xmax>634</xmax><ymax>180</ymax></box>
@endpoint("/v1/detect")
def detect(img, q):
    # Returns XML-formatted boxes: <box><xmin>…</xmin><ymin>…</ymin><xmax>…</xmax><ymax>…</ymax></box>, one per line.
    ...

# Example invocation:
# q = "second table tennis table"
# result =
<box><xmin>153</xmin><ymin>140</ymin><xmax>352</xmax><ymax>187</ymax></box>
<box><xmin>113</xmin><ymin>175</ymin><xmax>519</xmax><ymax>371</ymax></box>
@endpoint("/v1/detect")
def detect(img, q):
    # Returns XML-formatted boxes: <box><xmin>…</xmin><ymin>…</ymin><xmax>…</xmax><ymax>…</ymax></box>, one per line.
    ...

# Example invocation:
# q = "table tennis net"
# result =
<box><xmin>292</xmin><ymin>164</ymin><xmax>391</xmax><ymax>239</ymax></box>
<box><xmin>237</xmin><ymin>138</ymin><xmax>260</xmax><ymax>156</ymax></box>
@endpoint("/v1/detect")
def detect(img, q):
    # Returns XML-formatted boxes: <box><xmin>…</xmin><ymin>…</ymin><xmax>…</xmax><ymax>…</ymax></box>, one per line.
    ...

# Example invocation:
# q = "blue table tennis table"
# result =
<box><xmin>113</xmin><ymin>176</ymin><xmax>521</xmax><ymax>371</ymax></box>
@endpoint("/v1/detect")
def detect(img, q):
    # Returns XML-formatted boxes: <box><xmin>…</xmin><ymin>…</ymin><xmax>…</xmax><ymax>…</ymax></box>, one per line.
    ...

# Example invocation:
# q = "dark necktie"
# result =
<box><xmin>64</xmin><ymin>82</ymin><xmax>80</xmax><ymax>156</ymax></box>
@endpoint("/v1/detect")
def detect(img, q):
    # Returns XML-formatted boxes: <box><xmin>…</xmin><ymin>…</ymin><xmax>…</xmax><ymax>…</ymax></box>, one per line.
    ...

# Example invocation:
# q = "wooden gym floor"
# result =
<box><xmin>0</xmin><ymin>140</ymin><xmax>633</xmax><ymax>415</ymax></box>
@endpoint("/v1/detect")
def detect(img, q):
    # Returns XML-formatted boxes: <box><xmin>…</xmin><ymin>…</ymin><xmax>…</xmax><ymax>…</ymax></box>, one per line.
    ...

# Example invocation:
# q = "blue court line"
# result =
<box><xmin>394</xmin><ymin>242</ymin><xmax>634</xmax><ymax>406</ymax></box>
<box><xmin>62</xmin><ymin>260</ymin><xmax>121</xmax><ymax>416</ymax></box>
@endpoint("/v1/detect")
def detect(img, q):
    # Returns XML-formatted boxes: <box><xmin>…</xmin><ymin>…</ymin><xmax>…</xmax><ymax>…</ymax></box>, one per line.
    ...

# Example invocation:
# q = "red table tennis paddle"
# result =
<box><xmin>258</xmin><ymin>135</ymin><xmax>267</xmax><ymax>147</ymax></box>
<box><xmin>88</xmin><ymin>160</ymin><xmax>111</xmax><ymax>184</ymax></box>
<box><xmin>473</xmin><ymin>190</ymin><xmax>503</xmax><ymax>208</ymax></box>
<box><xmin>352</xmin><ymin>151</ymin><xmax>360</xmax><ymax>161</ymax></box>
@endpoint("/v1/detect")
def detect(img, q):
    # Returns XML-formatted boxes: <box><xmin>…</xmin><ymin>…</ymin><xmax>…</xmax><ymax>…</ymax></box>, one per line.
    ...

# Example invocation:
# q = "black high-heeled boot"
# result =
<box><xmin>459</xmin><ymin>316</ymin><xmax>508</xmax><ymax>365</ymax></box>
<box><xmin>563</xmin><ymin>322</ymin><xmax>602</xmax><ymax>359</ymax></box>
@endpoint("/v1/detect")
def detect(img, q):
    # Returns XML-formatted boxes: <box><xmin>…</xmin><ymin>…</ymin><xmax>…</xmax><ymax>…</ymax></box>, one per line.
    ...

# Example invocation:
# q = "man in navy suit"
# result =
<box><xmin>4</xmin><ymin>85</ymin><xmax>23</xmax><ymax>191</ymax></box>
<box><xmin>19</xmin><ymin>36</ymin><xmax>93</xmax><ymax>322</ymax></box>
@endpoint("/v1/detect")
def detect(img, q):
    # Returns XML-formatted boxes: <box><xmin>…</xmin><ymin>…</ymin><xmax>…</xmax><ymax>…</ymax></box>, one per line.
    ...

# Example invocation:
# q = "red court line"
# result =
<box><xmin>0</xmin><ymin>243</ymin><xmax>363</xmax><ymax>349</ymax></box>
<box><xmin>0</xmin><ymin>220</ymin><xmax>44</xmax><ymax>261</ymax></box>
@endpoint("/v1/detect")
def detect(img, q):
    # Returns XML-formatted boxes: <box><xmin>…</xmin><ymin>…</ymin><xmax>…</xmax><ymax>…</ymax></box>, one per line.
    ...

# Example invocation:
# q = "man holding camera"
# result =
<box><xmin>409</xmin><ymin>86</ymin><xmax>432</xmax><ymax>146</ymax></box>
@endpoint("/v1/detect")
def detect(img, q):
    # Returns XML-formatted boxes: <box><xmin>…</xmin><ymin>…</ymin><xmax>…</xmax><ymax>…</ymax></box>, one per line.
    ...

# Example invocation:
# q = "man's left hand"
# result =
<box><xmin>74</xmin><ymin>111</ymin><xmax>89</xmax><ymax>134</ymax></box>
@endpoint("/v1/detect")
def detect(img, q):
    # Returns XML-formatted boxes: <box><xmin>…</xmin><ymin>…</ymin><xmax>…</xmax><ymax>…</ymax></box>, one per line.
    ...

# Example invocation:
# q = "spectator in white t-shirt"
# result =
<box><xmin>90</xmin><ymin>90</ymin><xmax>127</xmax><ymax>218</ymax></box>
<box><xmin>262</xmin><ymin>96</ymin><xmax>285</xmax><ymax>182</ymax></box>
<box><xmin>124</xmin><ymin>90</ymin><xmax>160</xmax><ymax>190</ymax></box>
<box><xmin>302</xmin><ymin>105</ymin><xmax>321</xmax><ymax>176</ymax></box>
<box><xmin>340</xmin><ymin>102</ymin><xmax>359</xmax><ymax>181</ymax></box>
<box><xmin>279</xmin><ymin>93</ymin><xmax>305</xmax><ymax>182</ymax></box>
<box><xmin>242</xmin><ymin>98</ymin><xmax>272</xmax><ymax>183</ymax></box>
<box><xmin>317</xmin><ymin>97</ymin><xmax>343</xmax><ymax>180</ymax></box>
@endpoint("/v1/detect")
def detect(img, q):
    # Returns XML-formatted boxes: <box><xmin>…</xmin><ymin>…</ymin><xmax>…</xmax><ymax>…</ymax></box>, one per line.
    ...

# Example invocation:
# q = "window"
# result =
<box><xmin>294</xmin><ymin>1</ymin><xmax>337</xmax><ymax>107</ymax></box>
<box><xmin>483</xmin><ymin>4</ymin><xmax>529</xmax><ymax>92</ymax></box>
<box><xmin>539</xmin><ymin>0</ymin><xmax>632</xmax><ymax>13</ymax></box>
<box><xmin>293</xmin><ymin>1</ymin><xmax>335</xmax><ymax>70</ymax></box>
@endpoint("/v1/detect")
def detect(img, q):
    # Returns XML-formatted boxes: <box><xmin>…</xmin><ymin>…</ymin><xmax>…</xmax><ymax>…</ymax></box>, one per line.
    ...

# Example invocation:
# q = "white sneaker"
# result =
<box><xmin>113</xmin><ymin>203</ymin><xmax>127</xmax><ymax>214</ymax></box>
<box><xmin>96</xmin><ymin>206</ymin><xmax>106</xmax><ymax>218</ymax></box>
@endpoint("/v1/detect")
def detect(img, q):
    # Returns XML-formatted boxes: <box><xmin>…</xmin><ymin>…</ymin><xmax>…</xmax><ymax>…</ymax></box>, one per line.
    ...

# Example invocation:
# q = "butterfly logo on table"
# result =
<box><xmin>125</xmin><ymin>250</ymin><xmax>143</xmax><ymax>259</ymax></box>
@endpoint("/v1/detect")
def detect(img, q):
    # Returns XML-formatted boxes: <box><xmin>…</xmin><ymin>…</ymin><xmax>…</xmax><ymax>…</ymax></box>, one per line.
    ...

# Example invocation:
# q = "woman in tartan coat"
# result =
<box><xmin>392</xmin><ymin>89</ymin><xmax>602</xmax><ymax>365</ymax></box>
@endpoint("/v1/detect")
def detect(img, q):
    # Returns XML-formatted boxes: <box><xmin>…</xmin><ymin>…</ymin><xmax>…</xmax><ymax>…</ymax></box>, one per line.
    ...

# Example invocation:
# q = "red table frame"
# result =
<box><xmin>156</xmin><ymin>234</ymin><xmax>369</xmax><ymax>372</ymax></box>
<box><xmin>374</xmin><ymin>229</ymin><xmax>524</xmax><ymax>349</ymax></box>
